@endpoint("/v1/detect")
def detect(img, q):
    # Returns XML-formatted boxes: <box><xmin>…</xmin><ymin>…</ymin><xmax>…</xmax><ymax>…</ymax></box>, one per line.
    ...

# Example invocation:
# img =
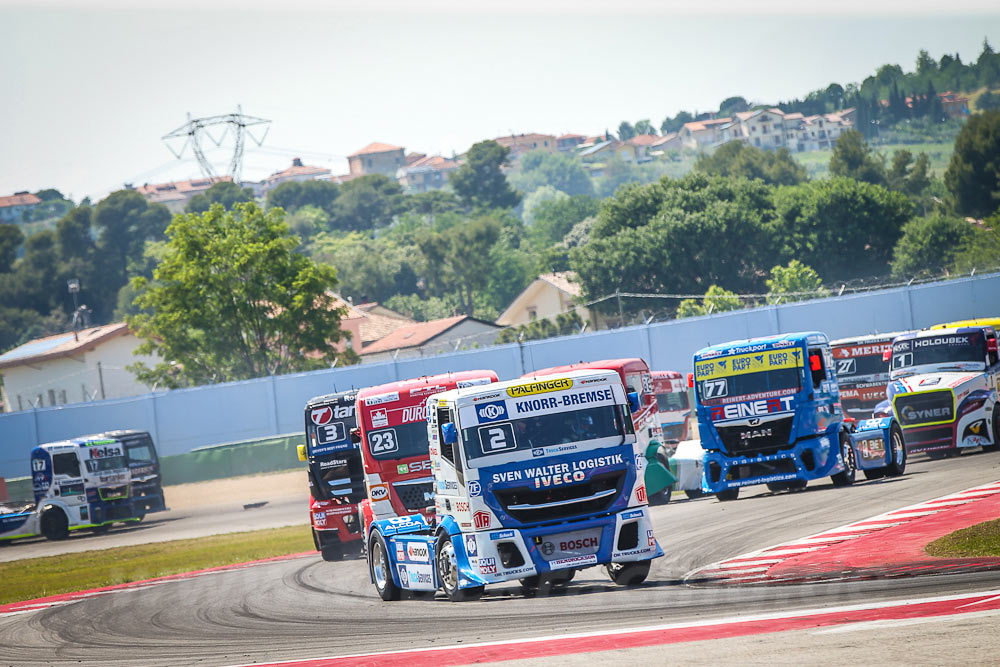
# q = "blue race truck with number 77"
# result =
<box><xmin>693</xmin><ymin>332</ymin><xmax>907</xmax><ymax>501</ymax></box>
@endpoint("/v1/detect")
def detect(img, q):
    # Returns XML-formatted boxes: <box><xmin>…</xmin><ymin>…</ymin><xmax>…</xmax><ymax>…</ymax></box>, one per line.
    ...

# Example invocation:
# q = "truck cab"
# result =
<box><xmin>356</xmin><ymin>371</ymin><xmax>498</xmax><ymax>532</ymax></box>
<box><xmin>694</xmin><ymin>331</ymin><xmax>905</xmax><ymax>501</ymax></box>
<box><xmin>97</xmin><ymin>429</ymin><xmax>167</xmax><ymax>517</ymax></box>
<box><xmin>301</xmin><ymin>391</ymin><xmax>365</xmax><ymax>560</ymax></box>
<box><xmin>651</xmin><ymin>370</ymin><xmax>691</xmax><ymax>445</ymax></box>
<box><xmin>830</xmin><ymin>332</ymin><xmax>908</xmax><ymax>422</ymax></box>
<box><xmin>878</xmin><ymin>326</ymin><xmax>1000</xmax><ymax>457</ymax></box>
<box><xmin>364</xmin><ymin>369</ymin><xmax>662</xmax><ymax>601</ymax></box>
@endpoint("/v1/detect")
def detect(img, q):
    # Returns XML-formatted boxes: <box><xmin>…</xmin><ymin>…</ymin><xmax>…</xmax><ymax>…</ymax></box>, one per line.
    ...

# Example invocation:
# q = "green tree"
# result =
<box><xmin>829</xmin><ymin>130</ymin><xmax>886</xmax><ymax>186</ymax></box>
<box><xmin>383</xmin><ymin>293</ymin><xmax>460</xmax><ymax>321</ymax></box>
<box><xmin>401</xmin><ymin>190</ymin><xmax>462</xmax><ymax>216</ymax></box>
<box><xmin>661</xmin><ymin>111</ymin><xmax>694</xmax><ymax>135</ymax></box>
<box><xmin>185</xmin><ymin>181</ymin><xmax>255</xmax><ymax>214</ymax></box>
<box><xmin>450</xmin><ymin>141</ymin><xmax>521</xmax><ymax>210</ymax></box>
<box><xmin>676</xmin><ymin>285</ymin><xmax>743</xmax><ymax>318</ymax></box>
<box><xmin>418</xmin><ymin>214</ymin><xmax>503</xmax><ymax>315</ymax></box>
<box><xmin>311</xmin><ymin>231</ymin><xmax>422</xmax><ymax>305</ymax></box>
<box><xmin>267</xmin><ymin>179</ymin><xmax>340</xmax><ymax>216</ymax></box>
<box><xmin>128</xmin><ymin>202</ymin><xmax>352</xmax><ymax>388</ymax></box>
<box><xmin>528</xmin><ymin>194</ymin><xmax>600</xmax><ymax>246</ymax></box>
<box><xmin>509</xmin><ymin>150</ymin><xmax>593</xmax><ymax>197</ymax></box>
<box><xmin>887</xmin><ymin>150</ymin><xmax>931</xmax><ymax>197</ymax></box>
<box><xmin>634</xmin><ymin>119</ymin><xmax>657</xmax><ymax>136</ymax></box>
<box><xmin>944</xmin><ymin>110</ymin><xmax>1000</xmax><ymax>218</ymax></box>
<box><xmin>892</xmin><ymin>213</ymin><xmax>979</xmax><ymax>277</ymax></box>
<box><xmin>521</xmin><ymin>186</ymin><xmax>568</xmax><ymax>226</ymax></box>
<box><xmin>331</xmin><ymin>174</ymin><xmax>404</xmax><ymax>231</ymax></box>
<box><xmin>718</xmin><ymin>96</ymin><xmax>750</xmax><ymax>117</ymax></box>
<box><xmin>977</xmin><ymin>91</ymin><xmax>1000</xmax><ymax>111</ymax></box>
<box><xmin>0</xmin><ymin>224</ymin><xmax>23</xmax><ymax>273</ymax></box>
<box><xmin>94</xmin><ymin>190</ymin><xmax>171</xmax><ymax>290</ymax></box>
<box><xmin>694</xmin><ymin>141</ymin><xmax>807</xmax><ymax>186</ymax></box>
<box><xmin>618</xmin><ymin>121</ymin><xmax>636</xmax><ymax>140</ymax></box>
<box><xmin>765</xmin><ymin>260</ymin><xmax>826</xmax><ymax>303</ymax></box>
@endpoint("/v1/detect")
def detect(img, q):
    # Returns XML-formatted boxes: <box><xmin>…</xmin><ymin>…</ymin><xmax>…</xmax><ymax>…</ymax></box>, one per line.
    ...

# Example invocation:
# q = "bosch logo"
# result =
<box><xmin>560</xmin><ymin>537</ymin><xmax>598</xmax><ymax>551</ymax></box>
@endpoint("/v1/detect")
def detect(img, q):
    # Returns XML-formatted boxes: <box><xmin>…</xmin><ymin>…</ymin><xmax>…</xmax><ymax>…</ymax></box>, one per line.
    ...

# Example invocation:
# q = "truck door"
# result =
<box><xmin>51</xmin><ymin>452</ymin><xmax>86</xmax><ymax>511</ymax></box>
<box><xmin>434</xmin><ymin>404</ymin><xmax>465</xmax><ymax>517</ymax></box>
<box><xmin>808</xmin><ymin>346</ymin><xmax>836</xmax><ymax>432</ymax></box>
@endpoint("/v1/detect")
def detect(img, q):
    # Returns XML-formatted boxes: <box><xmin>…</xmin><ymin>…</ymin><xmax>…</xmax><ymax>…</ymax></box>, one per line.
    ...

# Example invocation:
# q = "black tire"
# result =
<box><xmin>831</xmin><ymin>431</ymin><xmax>856</xmax><ymax>487</ymax></box>
<box><xmin>983</xmin><ymin>409</ymin><xmax>1000</xmax><ymax>453</ymax></box>
<box><xmin>926</xmin><ymin>449</ymin><xmax>949</xmax><ymax>460</ymax></box>
<box><xmin>436</xmin><ymin>534</ymin><xmax>483</xmax><ymax>602</ymax></box>
<box><xmin>863</xmin><ymin>469</ymin><xmax>886</xmax><ymax>480</ymax></box>
<box><xmin>520</xmin><ymin>569</ymin><xmax>575</xmax><ymax>596</ymax></box>
<box><xmin>606</xmin><ymin>560</ymin><xmax>651</xmax><ymax>586</ymax></box>
<box><xmin>886</xmin><ymin>424</ymin><xmax>908</xmax><ymax>476</ymax></box>
<box><xmin>766</xmin><ymin>482</ymin><xmax>788</xmax><ymax>493</ymax></box>
<box><xmin>321</xmin><ymin>543</ymin><xmax>344</xmax><ymax>562</ymax></box>
<box><xmin>716</xmin><ymin>487</ymin><xmax>739</xmax><ymax>502</ymax></box>
<box><xmin>40</xmin><ymin>508</ymin><xmax>69</xmax><ymax>541</ymax></box>
<box><xmin>368</xmin><ymin>531</ymin><xmax>400</xmax><ymax>601</ymax></box>
<box><xmin>787</xmin><ymin>479</ymin><xmax>808</xmax><ymax>492</ymax></box>
<box><xmin>684</xmin><ymin>489</ymin><xmax>704</xmax><ymax>499</ymax></box>
<box><xmin>649</xmin><ymin>486</ymin><xmax>672</xmax><ymax>505</ymax></box>
<box><xmin>91</xmin><ymin>524</ymin><xmax>111</xmax><ymax>535</ymax></box>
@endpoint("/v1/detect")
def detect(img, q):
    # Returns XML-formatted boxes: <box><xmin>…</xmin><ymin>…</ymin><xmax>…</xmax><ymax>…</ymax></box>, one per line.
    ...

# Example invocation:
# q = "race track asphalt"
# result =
<box><xmin>2</xmin><ymin>450</ymin><xmax>999</xmax><ymax>666</ymax></box>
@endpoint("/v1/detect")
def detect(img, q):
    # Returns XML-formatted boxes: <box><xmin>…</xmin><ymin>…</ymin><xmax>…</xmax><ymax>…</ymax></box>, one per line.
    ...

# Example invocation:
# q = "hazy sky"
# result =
<box><xmin>1</xmin><ymin>1</ymin><xmax>998</xmax><ymax>200</ymax></box>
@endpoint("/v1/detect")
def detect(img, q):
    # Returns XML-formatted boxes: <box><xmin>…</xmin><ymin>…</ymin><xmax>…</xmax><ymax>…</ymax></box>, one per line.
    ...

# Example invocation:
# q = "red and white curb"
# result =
<box><xmin>685</xmin><ymin>479</ymin><xmax>1000</xmax><ymax>585</ymax></box>
<box><xmin>0</xmin><ymin>551</ymin><xmax>314</xmax><ymax>617</ymax></box>
<box><xmin>223</xmin><ymin>588</ymin><xmax>1000</xmax><ymax>667</ymax></box>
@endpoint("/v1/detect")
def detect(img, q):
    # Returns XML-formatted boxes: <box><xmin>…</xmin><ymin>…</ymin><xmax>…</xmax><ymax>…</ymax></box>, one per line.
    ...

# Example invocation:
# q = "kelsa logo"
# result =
<box><xmin>710</xmin><ymin>397</ymin><xmax>794</xmax><ymax>421</ymax></box>
<box><xmin>476</xmin><ymin>400</ymin><xmax>508</xmax><ymax>423</ymax></box>
<box><xmin>88</xmin><ymin>445</ymin><xmax>122</xmax><ymax>459</ymax></box>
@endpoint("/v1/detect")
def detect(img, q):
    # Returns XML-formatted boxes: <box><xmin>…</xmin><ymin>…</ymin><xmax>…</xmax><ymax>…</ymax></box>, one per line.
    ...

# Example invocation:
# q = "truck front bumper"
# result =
<box><xmin>702</xmin><ymin>433</ymin><xmax>843</xmax><ymax>493</ymax></box>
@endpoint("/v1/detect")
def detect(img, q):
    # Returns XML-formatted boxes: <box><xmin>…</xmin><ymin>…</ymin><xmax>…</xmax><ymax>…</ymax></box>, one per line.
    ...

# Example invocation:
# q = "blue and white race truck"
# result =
<box><xmin>364</xmin><ymin>369</ymin><xmax>663</xmax><ymax>601</ymax></box>
<box><xmin>0</xmin><ymin>436</ymin><xmax>140</xmax><ymax>541</ymax></box>
<box><xmin>693</xmin><ymin>332</ymin><xmax>906</xmax><ymax>501</ymax></box>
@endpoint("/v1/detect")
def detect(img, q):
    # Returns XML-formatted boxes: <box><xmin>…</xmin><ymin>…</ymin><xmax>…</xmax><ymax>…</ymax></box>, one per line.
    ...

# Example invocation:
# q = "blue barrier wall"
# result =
<box><xmin>1</xmin><ymin>272</ymin><xmax>997</xmax><ymax>478</ymax></box>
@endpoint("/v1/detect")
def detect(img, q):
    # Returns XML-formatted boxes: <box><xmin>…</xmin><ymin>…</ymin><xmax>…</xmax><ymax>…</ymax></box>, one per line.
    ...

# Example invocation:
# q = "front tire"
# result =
<box><xmin>606</xmin><ymin>560</ymin><xmax>651</xmax><ymax>586</ymax></box>
<box><xmin>886</xmin><ymin>424</ymin><xmax>907</xmax><ymax>476</ymax></box>
<box><xmin>368</xmin><ymin>531</ymin><xmax>400</xmax><ymax>601</ymax></box>
<box><xmin>984</xmin><ymin>409</ymin><xmax>1000</xmax><ymax>453</ymax></box>
<box><xmin>649</xmin><ymin>486</ymin><xmax>672</xmax><ymax>505</ymax></box>
<box><xmin>40</xmin><ymin>508</ymin><xmax>69</xmax><ymax>541</ymax></box>
<box><xmin>436</xmin><ymin>534</ymin><xmax>483</xmax><ymax>602</ymax></box>
<box><xmin>684</xmin><ymin>489</ymin><xmax>704</xmax><ymax>499</ymax></box>
<box><xmin>716</xmin><ymin>487</ymin><xmax>739</xmax><ymax>501</ymax></box>
<box><xmin>831</xmin><ymin>430</ymin><xmax>856</xmax><ymax>487</ymax></box>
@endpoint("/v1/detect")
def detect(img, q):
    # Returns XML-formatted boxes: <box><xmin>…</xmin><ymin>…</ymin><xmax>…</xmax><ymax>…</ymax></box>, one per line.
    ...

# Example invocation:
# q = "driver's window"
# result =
<box><xmin>53</xmin><ymin>453</ymin><xmax>80</xmax><ymax>478</ymax></box>
<box><xmin>436</xmin><ymin>406</ymin><xmax>460</xmax><ymax>472</ymax></box>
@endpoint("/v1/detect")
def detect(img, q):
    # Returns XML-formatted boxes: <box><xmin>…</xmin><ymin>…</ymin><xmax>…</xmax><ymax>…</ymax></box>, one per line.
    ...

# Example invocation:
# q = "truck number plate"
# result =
<box><xmin>537</xmin><ymin>527</ymin><xmax>602</xmax><ymax>562</ymax></box>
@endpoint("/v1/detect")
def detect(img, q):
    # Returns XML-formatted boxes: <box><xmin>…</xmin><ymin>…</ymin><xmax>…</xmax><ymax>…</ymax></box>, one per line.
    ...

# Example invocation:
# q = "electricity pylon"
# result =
<box><xmin>162</xmin><ymin>105</ymin><xmax>271</xmax><ymax>183</ymax></box>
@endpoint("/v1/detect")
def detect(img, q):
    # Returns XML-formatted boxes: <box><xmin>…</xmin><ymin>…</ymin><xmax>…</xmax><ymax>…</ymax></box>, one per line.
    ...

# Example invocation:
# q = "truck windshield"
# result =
<box><xmin>892</xmin><ymin>332</ymin><xmax>985</xmax><ymax>371</ymax></box>
<box><xmin>697</xmin><ymin>368</ymin><xmax>801</xmax><ymax>404</ymax></box>
<box><xmin>366</xmin><ymin>421</ymin><xmax>429</xmax><ymax>461</ymax></box>
<box><xmin>126</xmin><ymin>444</ymin><xmax>156</xmax><ymax>464</ymax></box>
<box><xmin>836</xmin><ymin>353</ymin><xmax>890</xmax><ymax>383</ymax></box>
<box><xmin>84</xmin><ymin>456</ymin><xmax>127</xmax><ymax>473</ymax></box>
<box><xmin>656</xmin><ymin>392</ymin><xmax>688</xmax><ymax>412</ymax></box>
<box><xmin>462</xmin><ymin>405</ymin><xmax>623</xmax><ymax>463</ymax></box>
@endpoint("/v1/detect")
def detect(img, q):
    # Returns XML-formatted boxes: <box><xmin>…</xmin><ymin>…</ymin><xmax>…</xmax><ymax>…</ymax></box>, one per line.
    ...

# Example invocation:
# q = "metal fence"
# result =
<box><xmin>1</xmin><ymin>271</ymin><xmax>997</xmax><ymax>478</ymax></box>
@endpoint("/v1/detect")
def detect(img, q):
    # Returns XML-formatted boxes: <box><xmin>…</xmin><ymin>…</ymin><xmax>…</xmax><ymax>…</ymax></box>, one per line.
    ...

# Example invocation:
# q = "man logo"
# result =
<box><xmin>476</xmin><ymin>400</ymin><xmax>508</xmax><ymax>423</ymax></box>
<box><xmin>748</xmin><ymin>418</ymin><xmax>761</xmax><ymax>426</ymax></box>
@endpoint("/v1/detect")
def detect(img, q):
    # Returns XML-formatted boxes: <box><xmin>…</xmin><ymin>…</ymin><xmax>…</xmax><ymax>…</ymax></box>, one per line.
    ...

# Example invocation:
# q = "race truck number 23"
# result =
<box><xmin>370</xmin><ymin>429</ymin><xmax>399</xmax><ymax>454</ymax></box>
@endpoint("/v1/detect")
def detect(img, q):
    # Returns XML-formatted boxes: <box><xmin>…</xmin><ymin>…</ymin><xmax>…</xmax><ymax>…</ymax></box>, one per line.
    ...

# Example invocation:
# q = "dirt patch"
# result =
<box><xmin>163</xmin><ymin>469</ymin><xmax>309</xmax><ymax>511</ymax></box>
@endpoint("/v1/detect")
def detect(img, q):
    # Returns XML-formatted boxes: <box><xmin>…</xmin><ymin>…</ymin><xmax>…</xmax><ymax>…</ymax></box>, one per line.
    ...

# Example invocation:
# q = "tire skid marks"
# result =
<box><xmin>686</xmin><ymin>479</ymin><xmax>1000</xmax><ymax>585</ymax></box>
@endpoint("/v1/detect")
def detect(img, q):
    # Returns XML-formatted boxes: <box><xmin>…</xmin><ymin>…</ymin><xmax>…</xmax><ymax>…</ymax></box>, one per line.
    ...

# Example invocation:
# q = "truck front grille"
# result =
<box><xmin>895</xmin><ymin>390</ymin><xmax>954</xmax><ymax>427</ymax></box>
<box><xmin>393</xmin><ymin>480</ymin><xmax>435</xmax><ymax>511</ymax></box>
<box><xmin>716</xmin><ymin>416</ymin><xmax>794</xmax><ymax>456</ymax></box>
<box><xmin>493</xmin><ymin>470</ymin><xmax>625</xmax><ymax>524</ymax></box>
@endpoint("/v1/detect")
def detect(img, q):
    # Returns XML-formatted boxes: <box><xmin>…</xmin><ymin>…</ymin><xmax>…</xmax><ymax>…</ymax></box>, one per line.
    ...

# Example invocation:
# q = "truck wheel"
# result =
<box><xmin>649</xmin><ymin>486</ymin><xmax>672</xmax><ymax>505</ymax></box>
<box><xmin>716</xmin><ymin>487</ymin><xmax>739</xmax><ymax>502</ymax></box>
<box><xmin>831</xmin><ymin>431</ymin><xmax>856</xmax><ymax>487</ymax></box>
<box><xmin>91</xmin><ymin>524</ymin><xmax>110</xmax><ymax>535</ymax></box>
<box><xmin>321</xmin><ymin>543</ymin><xmax>344</xmax><ymax>562</ymax></box>
<box><xmin>436</xmin><ymin>534</ymin><xmax>483</xmax><ymax>602</ymax></box>
<box><xmin>684</xmin><ymin>489</ymin><xmax>704</xmax><ymax>499</ymax></box>
<box><xmin>766</xmin><ymin>482</ymin><xmax>788</xmax><ymax>492</ymax></box>
<box><xmin>863</xmin><ymin>469</ymin><xmax>886</xmax><ymax>480</ymax></box>
<box><xmin>40</xmin><ymin>508</ymin><xmax>69</xmax><ymax>541</ymax></box>
<box><xmin>886</xmin><ymin>424</ymin><xmax>908</xmax><ymax>476</ymax></box>
<box><xmin>520</xmin><ymin>570</ymin><xmax>575</xmax><ymax>596</ymax></box>
<box><xmin>606</xmin><ymin>560</ymin><xmax>651</xmax><ymax>586</ymax></box>
<box><xmin>368</xmin><ymin>532</ymin><xmax>400</xmax><ymax>601</ymax></box>
<box><xmin>984</xmin><ymin>410</ymin><xmax>1000</xmax><ymax>453</ymax></box>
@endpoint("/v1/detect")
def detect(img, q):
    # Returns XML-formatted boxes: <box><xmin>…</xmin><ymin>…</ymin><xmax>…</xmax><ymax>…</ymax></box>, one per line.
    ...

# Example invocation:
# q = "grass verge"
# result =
<box><xmin>0</xmin><ymin>524</ymin><xmax>314</xmax><ymax>606</ymax></box>
<box><xmin>925</xmin><ymin>518</ymin><xmax>1000</xmax><ymax>558</ymax></box>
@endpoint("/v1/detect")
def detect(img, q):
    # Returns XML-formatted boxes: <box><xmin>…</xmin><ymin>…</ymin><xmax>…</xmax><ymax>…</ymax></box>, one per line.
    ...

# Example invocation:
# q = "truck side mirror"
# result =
<box><xmin>442</xmin><ymin>422</ymin><xmax>458</xmax><ymax>445</ymax></box>
<box><xmin>882</xmin><ymin>349</ymin><xmax>892</xmax><ymax>362</ymax></box>
<box><xmin>809</xmin><ymin>353</ymin><xmax>822</xmax><ymax>371</ymax></box>
<box><xmin>988</xmin><ymin>339</ymin><xmax>998</xmax><ymax>353</ymax></box>
<box><xmin>627</xmin><ymin>392</ymin><xmax>640</xmax><ymax>413</ymax></box>
<box><xmin>349</xmin><ymin>428</ymin><xmax>361</xmax><ymax>444</ymax></box>
<box><xmin>297</xmin><ymin>444</ymin><xmax>307</xmax><ymax>462</ymax></box>
<box><xmin>687</xmin><ymin>372</ymin><xmax>694</xmax><ymax>388</ymax></box>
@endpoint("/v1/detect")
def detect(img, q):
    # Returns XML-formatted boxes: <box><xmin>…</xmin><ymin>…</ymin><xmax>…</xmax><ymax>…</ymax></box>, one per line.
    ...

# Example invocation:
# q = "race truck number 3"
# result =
<box><xmin>370</xmin><ymin>429</ymin><xmax>399</xmax><ymax>454</ymax></box>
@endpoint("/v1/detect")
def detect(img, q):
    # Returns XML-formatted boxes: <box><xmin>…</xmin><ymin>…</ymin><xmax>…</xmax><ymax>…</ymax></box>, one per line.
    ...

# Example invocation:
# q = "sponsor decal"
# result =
<box><xmin>476</xmin><ymin>400</ymin><xmax>509</xmax><ymax>423</ymax></box>
<box><xmin>559</xmin><ymin>536</ymin><xmax>598</xmax><ymax>551</ymax></box>
<box><xmin>313</xmin><ymin>511</ymin><xmax>327</xmax><ymax>527</ymax></box>
<box><xmin>473</xmin><ymin>511</ymin><xmax>491</xmax><ymax>529</ymax></box>
<box><xmin>365</xmin><ymin>391</ymin><xmax>399</xmax><ymax>406</ymax></box>
<box><xmin>504</xmin><ymin>566</ymin><xmax>534</xmax><ymax>576</ymax></box>
<box><xmin>513</xmin><ymin>388</ymin><xmax>614</xmax><ymax>414</ymax></box>
<box><xmin>87</xmin><ymin>444</ymin><xmax>123</xmax><ymax>459</ymax></box>
<box><xmin>490</xmin><ymin>453</ymin><xmax>624</xmax><ymax>484</ymax></box>
<box><xmin>472</xmin><ymin>391</ymin><xmax>503</xmax><ymax>402</ymax></box>
<box><xmin>532</xmin><ymin>448</ymin><xmax>544</xmax><ymax>457</ymax></box>
<box><xmin>458</xmin><ymin>377</ymin><xmax>494</xmax><ymax>388</ymax></box>
<box><xmin>369</xmin><ymin>483</ymin><xmax>389</xmax><ymax>502</ymax></box>
<box><xmin>913</xmin><ymin>336</ymin><xmax>970</xmax><ymax>348</ymax></box>
<box><xmin>406</xmin><ymin>542</ymin><xmax>430</xmax><ymax>563</ymax></box>
<box><xmin>635</xmin><ymin>486</ymin><xmax>647</xmax><ymax>503</ymax></box>
<box><xmin>437</xmin><ymin>479</ymin><xmax>459</xmax><ymax>492</ymax></box>
<box><xmin>899</xmin><ymin>404</ymin><xmax>953</xmax><ymax>424</ymax></box>
<box><xmin>409</xmin><ymin>385</ymin><xmax>445</xmax><ymax>397</ymax></box>
<box><xmin>465</xmin><ymin>534</ymin><xmax>477</xmax><ymax>556</ymax></box>
<box><xmin>730</xmin><ymin>472</ymin><xmax>797</xmax><ymax>487</ymax></box>
<box><xmin>858</xmin><ymin>437</ymin><xmax>886</xmax><ymax>462</ymax></box>
<box><xmin>622</xmin><ymin>509</ymin><xmax>644</xmax><ymax>520</ymax></box>
<box><xmin>455</xmin><ymin>501</ymin><xmax>470</xmax><ymax>512</ymax></box>
<box><xmin>550</xmin><ymin>554</ymin><xmax>598</xmax><ymax>569</ymax></box>
<box><xmin>401</xmin><ymin>405</ymin><xmax>427</xmax><ymax>423</ymax></box>
<box><xmin>545</xmin><ymin>444</ymin><xmax>579</xmax><ymax>455</ymax></box>
<box><xmin>467</xmin><ymin>480</ymin><xmax>482</xmax><ymax>497</ymax></box>
<box><xmin>695</xmin><ymin>349</ymin><xmax>803</xmax><ymax>381</ymax></box>
<box><xmin>834</xmin><ymin>342</ymin><xmax>893</xmax><ymax>359</ymax></box>
<box><xmin>408</xmin><ymin>568</ymin><xmax>433</xmax><ymax>585</ymax></box>
<box><xmin>490</xmin><ymin>530</ymin><xmax>516</xmax><ymax>540</ymax></box>
<box><xmin>479</xmin><ymin>557</ymin><xmax>497</xmax><ymax>575</ymax></box>
<box><xmin>710</xmin><ymin>396</ymin><xmax>794</xmax><ymax>422</ymax></box>
<box><xmin>371</xmin><ymin>408</ymin><xmax>389</xmax><ymax>428</ymax></box>
<box><xmin>618</xmin><ymin>546</ymin><xmax>654</xmax><ymax>557</ymax></box>
<box><xmin>311</xmin><ymin>406</ymin><xmax>333</xmax><ymax>425</ymax></box>
<box><xmin>396</xmin><ymin>543</ymin><xmax>405</xmax><ymax>560</ymax></box>
<box><xmin>397</xmin><ymin>460</ymin><xmax>431</xmax><ymax>475</ymax></box>
<box><xmin>318</xmin><ymin>458</ymin><xmax>348</xmax><ymax>470</ymax></box>
<box><xmin>397</xmin><ymin>464</ymin><xmax>409</xmax><ymax>474</ymax></box>
<box><xmin>647</xmin><ymin>529</ymin><xmax>655</xmax><ymax>547</ymax></box>
<box><xmin>398</xmin><ymin>565</ymin><xmax>408</xmax><ymax>582</ymax></box>
<box><xmin>919</xmin><ymin>377</ymin><xmax>942</xmax><ymax>386</ymax></box>
<box><xmin>506</xmin><ymin>377</ymin><xmax>573</xmax><ymax>398</ymax></box>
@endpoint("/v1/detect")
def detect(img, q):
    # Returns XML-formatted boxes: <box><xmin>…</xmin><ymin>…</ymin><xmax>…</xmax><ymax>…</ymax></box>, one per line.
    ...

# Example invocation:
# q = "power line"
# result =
<box><xmin>162</xmin><ymin>106</ymin><xmax>271</xmax><ymax>183</ymax></box>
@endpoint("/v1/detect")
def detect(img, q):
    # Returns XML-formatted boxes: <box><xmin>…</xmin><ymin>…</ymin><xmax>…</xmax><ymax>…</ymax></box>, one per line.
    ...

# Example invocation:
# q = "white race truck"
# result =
<box><xmin>364</xmin><ymin>369</ymin><xmax>663</xmax><ymax>601</ymax></box>
<box><xmin>0</xmin><ymin>436</ymin><xmax>139</xmax><ymax>542</ymax></box>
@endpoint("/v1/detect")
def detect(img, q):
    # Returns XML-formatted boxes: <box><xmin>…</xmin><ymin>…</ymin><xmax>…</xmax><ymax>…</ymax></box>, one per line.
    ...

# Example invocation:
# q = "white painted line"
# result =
<box><xmin>957</xmin><ymin>594</ymin><xmax>1000</xmax><ymax>609</ymax></box>
<box><xmin>710</xmin><ymin>559</ymin><xmax>784</xmax><ymax>569</ymax></box>
<box><xmin>798</xmin><ymin>534</ymin><xmax>863</xmax><ymax>543</ymax></box>
<box><xmin>824</xmin><ymin>522</ymin><xmax>902</xmax><ymax>532</ymax></box>
<box><xmin>760</xmin><ymin>547</ymin><xmax>823</xmax><ymax>556</ymax></box>
<box><xmin>921</xmin><ymin>499</ymin><xmax>975</xmax><ymax>507</ymax></box>
<box><xmin>883</xmin><ymin>510</ymin><xmax>940</xmax><ymax>518</ymax></box>
<box><xmin>812</xmin><ymin>608</ymin><xmax>1000</xmax><ymax>635</ymax></box>
<box><xmin>710</xmin><ymin>566</ymin><xmax>772</xmax><ymax>575</ymax></box>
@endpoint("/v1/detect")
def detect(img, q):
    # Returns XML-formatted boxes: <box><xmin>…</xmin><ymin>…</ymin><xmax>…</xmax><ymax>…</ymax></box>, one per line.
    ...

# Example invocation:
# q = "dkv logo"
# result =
<box><xmin>475</xmin><ymin>400</ymin><xmax>508</xmax><ymax>423</ymax></box>
<box><xmin>473</xmin><ymin>511</ymin><xmax>491</xmax><ymax>529</ymax></box>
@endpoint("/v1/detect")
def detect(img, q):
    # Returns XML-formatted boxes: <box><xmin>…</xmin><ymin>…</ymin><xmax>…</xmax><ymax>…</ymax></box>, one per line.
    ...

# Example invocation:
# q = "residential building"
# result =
<box><xmin>396</xmin><ymin>155</ymin><xmax>460</xmax><ymax>193</ymax></box>
<box><xmin>263</xmin><ymin>158</ymin><xmax>331</xmax><ymax>191</ymax></box>
<box><xmin>648</xmin><ymin>133</ymin><xmax>682</xmax><ymax>157</ymax></box>
<box><xmin>691</xmin><ymin>107</ymin><xmax>854</xmax><ymax>153</ymax></box>
<box><xmin>0</xmin><ymin>192</ymin><xmax>41</xmax><ymax>223</ymax></box>
<box><xmin>0</xmin><ymin>323</ymin><xmax>159</xmax><ymax>412</ymax></box>
<box><xmin>557</xmin><ymin>133</ymin><xmax>587</xmax><ymax>152</ymax></box>
<box><xmin>347</xmin><ymin>142</ymin><xmax>406</xmax><ymax>177</ymax></box>
<box><xmin>678</xmin><ymin>118</ymin><xmax>733</xmax><ymax>150</ymax></box>
<box><xmin>136</xmin><ymin>176</ymin><xmax>232</xmax><ymax>213</ymax></box>
<box><xmin>625</xmin><ymin>134</ymin><xmax>664</xmax><ymax>162</ymax></box>
<box><xmin>496</xmin><ymin>272</ymin><xmax>602</xmax><ymax>330</ymax></box>
<box><xmin>493</xmin><ymin>133</ymin><xmax>557</xmax><ymax>160</ymax></box>
<box><xmin>359</xmin><ymin>315</ymin><xmax>501</xmax><ymax>362</ymax></box>
<box><xmin>329</xmin><ymin>297</ymin><xmax>415</xmax><ymax>354</ymax></box>
<box><xmin>938</xmin><ymin>91</ymin><xmax>971</xmax><ymax>118</ymax></box>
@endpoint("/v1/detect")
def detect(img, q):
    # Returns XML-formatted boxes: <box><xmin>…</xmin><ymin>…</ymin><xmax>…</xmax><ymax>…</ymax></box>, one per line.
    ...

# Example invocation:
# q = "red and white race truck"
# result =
<box><xmin>651</xmin><ymin>370</ymin><xmax>691</xmax><ymax>445</ymax></box>
<box><xmin>356</xmin><ymin>371</ymin><xmax>499</xmax><ymax>533</ymax></box>
<box><xmin>830</xmin><ymin>332</ymin><xmax>908</xmax><ymax>422</ymax></box>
